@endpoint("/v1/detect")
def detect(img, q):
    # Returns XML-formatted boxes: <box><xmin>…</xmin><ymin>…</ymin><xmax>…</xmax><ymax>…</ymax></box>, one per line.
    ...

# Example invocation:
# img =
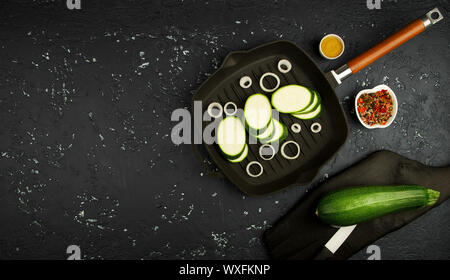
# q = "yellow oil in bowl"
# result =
<box><xmin>319</xmin><ymin>34</ymin><xmax>345</xmax><ymax>59</ymax></box>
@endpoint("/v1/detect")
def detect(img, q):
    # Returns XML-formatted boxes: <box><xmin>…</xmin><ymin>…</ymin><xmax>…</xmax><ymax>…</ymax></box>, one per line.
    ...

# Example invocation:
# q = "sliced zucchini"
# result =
<box><xmin>271</xmin><ymin>85</ymin><xmax>313</xmax><ymax>113</ymax></box>
<box><xmin>251</xmin><ymin>119</ymin><xmax>274</xmax><ymax>140</ymax></box>
<box><xmin>292</xmin><ymin>104</ymin><xmax>321</xmax><ymax>120</ymax></box>
<box><xmin>260</xmin><ymin>119</ymin><xmax>288</xmax><ymax>144</ymax></box>
<box><xmin>296</xmin><ymin>90</ymin><xmax>321</xmax><ymax>114</ymax></box>
<box><xmin>228</xmin><ymin>144</ymin><xmax>248</xmax><ymax>163</ymax></box>
<box><xmin>244</xmin><ymin>94</ymin><xmax>272</xmax><ymax>132</ymax></box>
<box><xmin>217</xmin><ymin>116</ymin><xmax>246</xmax><ymax>159</ymax></box>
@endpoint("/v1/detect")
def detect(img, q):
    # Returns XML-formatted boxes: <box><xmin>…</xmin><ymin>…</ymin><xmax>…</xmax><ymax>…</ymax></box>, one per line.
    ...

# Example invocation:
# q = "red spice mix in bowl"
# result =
<box><xmin>355</xmin><ymin>85</ymin><xmax>398</xmax><ymax>129</ymax></box>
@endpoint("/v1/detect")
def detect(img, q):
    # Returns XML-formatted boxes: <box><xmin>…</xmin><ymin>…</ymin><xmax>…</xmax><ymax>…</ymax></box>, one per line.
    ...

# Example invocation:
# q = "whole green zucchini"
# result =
<box><xmin>316</xmin><ymin>185</ymin><xmax>440</xmax><ymax>226</ymax></box>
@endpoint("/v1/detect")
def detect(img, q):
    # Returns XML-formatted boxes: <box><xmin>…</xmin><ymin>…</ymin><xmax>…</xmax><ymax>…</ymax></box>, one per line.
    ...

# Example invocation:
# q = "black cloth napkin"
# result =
<box><xmin>263</xmin><ymin>150</ymin><xmax>450</xmax><ymax>260</ymax></box>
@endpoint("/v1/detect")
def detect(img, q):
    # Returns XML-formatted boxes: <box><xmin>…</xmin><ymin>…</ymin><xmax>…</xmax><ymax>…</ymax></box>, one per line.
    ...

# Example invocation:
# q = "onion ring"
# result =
<box><xmin>278</xmin><ymin>59</ymin><xmax>292</xmax><ymax>73</ymax></box>
<box><xmin>311</xmin><ymin>122</ymin><xmax>322</xmax><ymax>133</ymax></box>
<box><xmin>291</xmin><ymin>123</ymin><xmax>301</xmax><ymax>133</ymax></box>
<box><xmin>259</xmin><ymin>72</ymin><xmax>280</xmax><ymax>93</ymax></box>
<box><xmin>259</xmin><ymin>144</ymin><xmax>276</xmax><ymax>161</ymax></box>
<box><xmin>239</xmin><ymin>76</ymin><xmax>252</xmax><ymax>89</ymax></box>
<box><xmin>224</xmin><ymin>102</ymin><xmax>237</xmax><ymax>116</ymax></box>
<box><xmin>281</xmin><ymin>141</ymin><xmax>300</xmax><ymax>160</ymax></box>
<box><xmin>246</xmin><ymin>161</ymin><xmax>263</xmax><ymax>178</ymax></box>
<box><xmin>207</xmin><ymin>102</ymin><xmax>223</xmax><ymax>119</ymax></box>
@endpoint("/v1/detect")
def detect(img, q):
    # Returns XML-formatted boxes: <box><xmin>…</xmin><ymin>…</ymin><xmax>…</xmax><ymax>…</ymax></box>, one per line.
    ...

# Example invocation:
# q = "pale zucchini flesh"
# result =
<box><xmin>271</xmin><ymin>85</ymin><xmax>313</xmax><ymax>113</ymax></box>
<box><xmin>260</xmin><ymin>119</ymin><xmax>288</xmax><ymax>144</ymax></box>
<box><xmin>252</xmin><ymin>119</ymin><xmax>274</xmax><ymax>140</ymax></box>
<box><xmin>217</xmin><ymin>116</ymin><xmax>246</xmax><ymax>159</ymax></box>
<box><xmin>244</xmin><ymin>93</ymin><xmax>272</xmax><ymax>131</ymax></box>
<box><xmin>292</xmin><ymin>104</ymin><xmax>321</xmax><ymax>120</ymax></box>
<box><xmin>296</xmin><ymin>90</ymin><xmax>320</xmax><ymax>114</ymax></box>
<box><xmin>228</xmin><ymin>144</ymin><xmax>248</xmax><ymax>163</ymax></box>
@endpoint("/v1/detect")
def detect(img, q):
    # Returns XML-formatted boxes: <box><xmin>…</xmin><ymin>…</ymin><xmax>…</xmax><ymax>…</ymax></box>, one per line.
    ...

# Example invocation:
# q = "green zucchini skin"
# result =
<box><xmin>294</xmin><ymin>90</ymin><xmax>321</xmax><ymax>114</ymax></box>
<box><xmin>228</xmin><ymin>144</ymin><xmax>248</xmax><ymax>163</ymax></box>
<box><xmin>260</xmin><ymin>119</ymin><xmax>288</xmax><ymax>144</ymax></box>
<box><xmin>316</xmin><ymin>185</ymin><xmax>440</xmax><ymax>226</ymax></box>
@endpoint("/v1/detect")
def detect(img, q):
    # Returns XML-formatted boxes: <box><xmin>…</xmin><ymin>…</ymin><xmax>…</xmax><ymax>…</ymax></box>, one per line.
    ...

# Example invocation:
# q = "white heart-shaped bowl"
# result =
<box><xmin>355</xmin><ymin>84</ymin><xmax>398</xmax><ymax>129</ymax></box>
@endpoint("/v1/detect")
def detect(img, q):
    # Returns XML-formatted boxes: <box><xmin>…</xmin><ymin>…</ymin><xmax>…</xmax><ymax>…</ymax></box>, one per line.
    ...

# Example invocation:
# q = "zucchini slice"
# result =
<box><xmin>292</xmin><ymin>104</ymin><xmax>321</xmax><ymax>120</ymax></box>
<box><xmin>316</xmin><ymin>185</ymin><xmax>440</xmax><ymax>226</ymax></box>
<box><xmin>271</xmin><ymin>85</ymin><xmax>313</xmax><ymax>113</ymax></box>
<box><xmin>217</xmin><ymin>116</ymin><xmax>246</xmax><ymax>159</ymax></box>
<box><xmin>296</xmin><ymin>90</ymin><xmax>321</xmax><ymax>114</ymax></box>
<box><xmin>252</xmin><ymin>119</ymin><xmax>275</xmax><ymax>140</ymax></box>
<box><xmin>228</xmin><ymin>144</ymin><xmax>248</xmax><ymax>163</ymax></box>
<box><xmin>244</xmin><ymin>94</ymin><xmax>272</xmax><ymax>132</ymax></box>
<box><xmin>260</xmin><ymin>119</ymin><xmax>288</xmax><ymax>144</ymax></box>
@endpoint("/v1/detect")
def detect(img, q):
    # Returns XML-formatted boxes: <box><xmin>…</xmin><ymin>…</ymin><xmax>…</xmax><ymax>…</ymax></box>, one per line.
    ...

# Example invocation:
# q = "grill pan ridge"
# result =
<box><xmin>192</xmin><ymin>41</ymin><xmax>349</xmax><ymax>195</ymax></box>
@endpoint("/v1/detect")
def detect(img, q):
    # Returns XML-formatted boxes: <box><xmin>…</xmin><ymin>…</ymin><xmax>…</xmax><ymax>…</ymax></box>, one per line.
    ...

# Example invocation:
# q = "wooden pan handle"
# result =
<box><xmin>347</xmin><ymin>19</ymin><xmax>425</xmax><ymax>74</ymax></box>
<box><xmin>330</xmin><ymin>8</ymin><xmax>443</xmax><ymax>85</ymax></box>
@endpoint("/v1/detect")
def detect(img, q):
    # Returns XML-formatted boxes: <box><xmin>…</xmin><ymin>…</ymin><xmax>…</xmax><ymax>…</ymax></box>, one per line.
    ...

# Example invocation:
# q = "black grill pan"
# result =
<box><xmin>192</xmin><ymin>41</ymin><xmax>348</xmax><ymax>195</ymax></box>
<box><xmin>191</xmin><ymin>8</ymin><xmax>443</xmax><ymax>195</ymax></box>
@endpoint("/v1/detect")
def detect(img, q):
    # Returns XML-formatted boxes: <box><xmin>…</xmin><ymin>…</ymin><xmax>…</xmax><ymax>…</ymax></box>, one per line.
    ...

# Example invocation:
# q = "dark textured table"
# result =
<box><xmin>0</xmin><ymin>0</ymin><xmax>448</xmax><ymax>260</ymax></box>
